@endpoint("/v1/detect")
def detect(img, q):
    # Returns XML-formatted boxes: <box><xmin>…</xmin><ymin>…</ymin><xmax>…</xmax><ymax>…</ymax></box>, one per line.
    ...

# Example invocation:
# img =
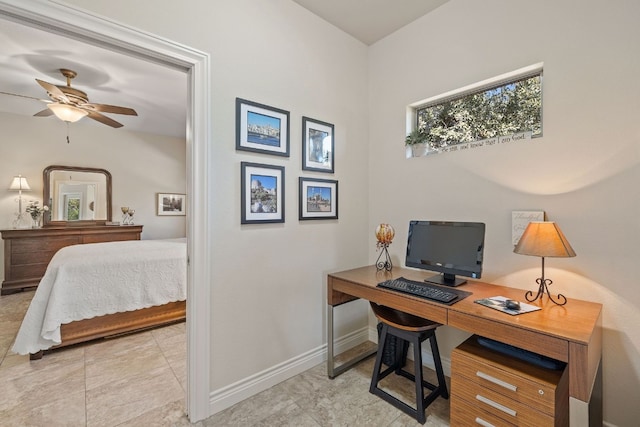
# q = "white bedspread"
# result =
<box><xmin>12</xmin><ymin>239</ymin><xmax>186</xmax><ymax>355</ymax></box>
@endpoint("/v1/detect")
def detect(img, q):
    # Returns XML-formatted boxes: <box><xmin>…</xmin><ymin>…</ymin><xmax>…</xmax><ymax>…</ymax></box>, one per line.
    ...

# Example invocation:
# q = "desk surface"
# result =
<box><xmin>327</xmin><ymin>265</ymin><xmax>602</xmax><ymax>403</ymax></box>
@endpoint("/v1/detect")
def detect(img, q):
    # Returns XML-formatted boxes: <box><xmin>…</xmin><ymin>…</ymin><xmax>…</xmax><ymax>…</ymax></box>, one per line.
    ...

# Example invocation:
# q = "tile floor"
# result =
<box><xmin>0</xmin><ymin>291</ymin><xmax>450</xmax><ymax>426</ymax></box>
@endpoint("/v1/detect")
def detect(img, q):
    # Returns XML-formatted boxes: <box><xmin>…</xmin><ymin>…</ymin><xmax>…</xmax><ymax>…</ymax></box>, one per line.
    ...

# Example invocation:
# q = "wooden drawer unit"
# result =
<box><xmin>1</xmin><ymin>225</ymin><xmax>142</xmax><ymax>295</ymax></box>
<box><xmin>451</xmin><ymin>335</ymin><xmax>568</xmax><ymax>427</ymax></box>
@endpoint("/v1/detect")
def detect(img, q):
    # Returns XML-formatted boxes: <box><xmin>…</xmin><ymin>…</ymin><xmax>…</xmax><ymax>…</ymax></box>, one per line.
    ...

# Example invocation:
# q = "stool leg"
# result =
<box><xmin>413</xmin><ymin>336</ymin><xmax>427</xmax><ymax>424</ymax></box>
<box><xmin>429</xmin><ymin>333</ymin><xmax>449</xmax><ymax>399</ymax></box>
<box><xmin>370</xmin><ymin>324</ymin><xmax>388</xmax><ymax>393</ymax></box>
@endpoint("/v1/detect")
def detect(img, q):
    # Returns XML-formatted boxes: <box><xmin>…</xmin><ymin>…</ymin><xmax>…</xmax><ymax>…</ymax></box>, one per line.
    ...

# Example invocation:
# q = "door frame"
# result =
<box><xmin>0</xmin><ymin>0</ymin><xmax>212</xmax><ymax>421</ymax></box>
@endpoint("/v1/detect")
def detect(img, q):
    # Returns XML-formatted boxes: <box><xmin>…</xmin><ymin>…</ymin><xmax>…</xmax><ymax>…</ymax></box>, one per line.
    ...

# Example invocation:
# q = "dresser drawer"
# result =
<box><xmin>452</xmin><ymin>374</ymin><xmax>555</xmax><ymax>426</ymax></box>
<box><xmin>13</xmin><ymin>250</ymin><xmax>61</xmax><ymax>266</ymax></box>
<box><xmin>8</xmin><ymin>263</ymin><xmax>49</xmax><ymax>280</ymax></box>
<box><xmin>10</xmin><ymin>236</ymin><xmax>80</xmax><ymax>253</ymax></box>
<box><xmin>82</xmin><ymin>231</ymin><xmax>139</xmax><ymax>244</ymax></box>
<box><xmin>451</xmin><ymin>336</ymin><xmax>569</xmax><ymax>426</ymax></box>
<box><xmin>453</xmin><ymin>348</ymin><xmax>563</xmax><ymax>414</ymax></box>
<box><xmin>451</xmin><ymin>394</ymin><xmax>515</xmax><ymax>427</ymax></box>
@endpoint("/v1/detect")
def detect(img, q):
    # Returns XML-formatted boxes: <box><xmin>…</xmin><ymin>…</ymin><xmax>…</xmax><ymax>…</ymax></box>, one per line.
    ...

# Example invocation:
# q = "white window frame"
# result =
<box><xmin>407</xmin><ymin>63</ymin><xmax>544</xmax><ymax>141</ymax></box>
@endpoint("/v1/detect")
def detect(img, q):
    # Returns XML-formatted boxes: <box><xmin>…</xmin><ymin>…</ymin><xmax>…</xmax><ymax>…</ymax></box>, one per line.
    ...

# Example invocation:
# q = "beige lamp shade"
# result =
<box><xmin>47</xmin><ymin>103</ymin><xmax>89</xmax><ymax>123</ymax></box>
<box><xmin>8</xmin><ymin>175</ymin><xmax>31</xmax><ymax>191</ymax></box>
<box><xmin>514</xmin><ymin>221</ymin><xmax>576</xmax><ymax>258</ymax></box>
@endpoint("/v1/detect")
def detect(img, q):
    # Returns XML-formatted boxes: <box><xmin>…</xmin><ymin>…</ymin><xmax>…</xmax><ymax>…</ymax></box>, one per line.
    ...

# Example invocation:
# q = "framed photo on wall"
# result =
<box><xmin>236</xmin><ymin>98</ymin><xmax>290</xmax><ymax>157</ymax></box>
<box><xmin>157</xmin><ymin>193</ymin><xmax>186</xmax><ymax>216</ymax></box>
<box><xmin>299</xmin><ymin>177</ymin><xmax>338</xmax><ymax>220</ymax></box>
<box><xmin>302</xmin><ymin>116</ymin><xmax>334</xmax><ymax>173</ymax></box>
<box><xmin>241</xmin><ymin>162</ymin><xmax>285</xmax><ymax>224</ymax></box>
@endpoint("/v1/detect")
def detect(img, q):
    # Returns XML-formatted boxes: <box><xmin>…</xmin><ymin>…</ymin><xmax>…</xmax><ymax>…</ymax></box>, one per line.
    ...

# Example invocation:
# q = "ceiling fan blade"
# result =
<box><xmin>82</xmin><ymin>103</ymin><xmax>138</xmax><ymax>116</ymax></box>
<box><xmin>34</xmin><ymin>108</ymin><xmax>54</xmax><ymax>117</ymax></box>
<box><xmin>0</xmin><ymin>91</ymin><xmax>50</xmax><ymax>103</ymax></box>
<box><xmin>36</xmin><ymin>78</ymin><xmax>69</xmax><ymax>102</ymax></box>
<box><xmin>86</xmin><ymin>110</ymin><xmax>123</xmax><ymax>128</ymax></box>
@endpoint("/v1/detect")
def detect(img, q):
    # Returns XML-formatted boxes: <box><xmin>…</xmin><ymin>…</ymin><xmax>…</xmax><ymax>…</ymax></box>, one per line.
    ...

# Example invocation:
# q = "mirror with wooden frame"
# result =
<box><xmin>43</xmin><ymin>165</ymin><xmax>112</xmax><ymax>226</ymax></box>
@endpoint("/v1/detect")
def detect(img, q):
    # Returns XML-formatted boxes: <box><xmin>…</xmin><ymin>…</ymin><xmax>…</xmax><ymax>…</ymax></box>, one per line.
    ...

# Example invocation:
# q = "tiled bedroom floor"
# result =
<box><xmin>0</xmin><ymin>291</ymin><xmax>450</xmax><ymax>426</ymax></box>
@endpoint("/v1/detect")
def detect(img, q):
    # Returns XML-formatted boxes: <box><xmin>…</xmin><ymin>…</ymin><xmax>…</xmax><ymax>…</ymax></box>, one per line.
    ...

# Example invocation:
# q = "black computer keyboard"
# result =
<box><xmin>377</xmin><ymin>277</ymin><xmax>458</xmax><ymax>303</ymax></box>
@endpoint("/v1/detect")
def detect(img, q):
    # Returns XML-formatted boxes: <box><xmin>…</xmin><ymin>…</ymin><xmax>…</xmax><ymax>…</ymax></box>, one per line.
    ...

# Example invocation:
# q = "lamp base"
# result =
<box><xmin>376</xmin><ymin>244</ymin><xmax>392</xmax><ymax>271</ymax></box>
<box><xmin>12</xmin><ymin>213</ymin><xmax>30</xmax><ymax>229</ymax></box>
<box><xmin>525</xmin><ymin>277</ymin><xmax>567</xmax><ymax>306</ymax></box>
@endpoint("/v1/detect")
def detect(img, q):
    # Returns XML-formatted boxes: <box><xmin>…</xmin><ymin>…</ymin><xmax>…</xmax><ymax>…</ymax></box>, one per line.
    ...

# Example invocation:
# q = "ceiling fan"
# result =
<box><xmin>2</xmin><ymin>68</ymin><xmax>137</xmax><ymax>128</ymax></box>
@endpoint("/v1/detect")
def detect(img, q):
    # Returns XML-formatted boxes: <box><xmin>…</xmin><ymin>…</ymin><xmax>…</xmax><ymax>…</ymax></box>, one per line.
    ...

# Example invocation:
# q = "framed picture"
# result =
<box><xmin>512</xmin><ymin>210</ymin><xmax>545</xmax><ymax>245</ymax></box>
<box><xmin>241</xmin><ymin>162</ymin><xmax>285</xmax><ymax>224</ymax></box>
<box><xmin>299</xmin><ymin>177</ymin><xmax>338</xmax><ymax>220</ymax></box>
<box><xmin>302</xmin><ymin>116</ymin><xmax>334</xmax><ymax>173</ymax></box>
<box><xmin>157</xmin><ymin>193</ymin><xmax>186</xmax><ymax>216</ymax></box>
<box><xmin>236</xmin><ymin>98</ymin><xmax>290</xmax><ymax>157</ymax></box>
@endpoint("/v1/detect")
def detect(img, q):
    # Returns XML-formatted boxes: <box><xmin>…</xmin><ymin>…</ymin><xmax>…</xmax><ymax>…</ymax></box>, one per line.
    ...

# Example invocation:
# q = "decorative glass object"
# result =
<box><xmin>126</xmin><ymin>209</ymin><xmax>135</xmax><ymax>225</ymax></box>
<box><xmin>121</xmin><ymin>207</ymin><xmax>135</xmax><ymax>225</ymax></box>
<box><xmin>121</xmin><ymin>207</ymin><xmax>130</xmax><ymax>224</ymax></box>
<box><xmin>375</xmin><ymin>223</ymin><xmax>395</xmax><ymax>271</ymax></box>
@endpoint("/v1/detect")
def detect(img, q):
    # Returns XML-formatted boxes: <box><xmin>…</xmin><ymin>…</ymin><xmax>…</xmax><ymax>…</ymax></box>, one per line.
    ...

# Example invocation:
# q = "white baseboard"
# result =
<box><xmin>211</xmin><ymin>325</ymin><xmax>610</xmax><ymax>425</ymax></box>
<box><xmin>209</xmin><ymin>326</ymin><xmax>370</xmax><ymax>415</ymax></box>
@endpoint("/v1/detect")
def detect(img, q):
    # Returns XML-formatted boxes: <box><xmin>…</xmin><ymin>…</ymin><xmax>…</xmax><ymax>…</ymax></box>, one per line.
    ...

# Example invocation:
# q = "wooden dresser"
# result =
<box><xmin>1</xmin><ymin>225</ymin><xmax>143</xmax><ymax>295</ymax></box>
<box><xmin>451</xmin><ymin>335</ymin><xmax>568</xmax><ymax>426</ymax></box>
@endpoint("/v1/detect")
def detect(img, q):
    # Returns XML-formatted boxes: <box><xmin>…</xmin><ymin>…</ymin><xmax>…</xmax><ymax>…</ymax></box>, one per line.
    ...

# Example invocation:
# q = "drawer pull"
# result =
<box><xmin>475</xmin><ymin>417</ymin><xmax>496</xmax><ymax>427</ymax></box>
<box><xmin>476</xmin><ymin>370</ymin><xmax>517</xmax><ymax>392</ymax></box>
<box><xmin>476</xmin><ymin>394</ymin><xmax>517</xmax><ymax>417</ymax></box>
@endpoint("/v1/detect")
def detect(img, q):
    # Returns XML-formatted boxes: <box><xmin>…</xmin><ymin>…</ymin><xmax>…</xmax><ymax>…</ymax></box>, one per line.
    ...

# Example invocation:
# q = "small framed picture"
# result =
<box><xmin>157</xmin><ymin>193</ymin><xmax>186</xmax><ymax>216</ymax></box>
<box><xmin>299</xmin><ymin>177</ymin><xmax>338</xmax><ymax>220</ymax></box>
<box><xmin>512</xmin><ymin>210</ymin><xmax>545</xmax><ymax>245</ymax></box>
<box><xmin>241</xmin><ymin>162</ymin><xmax>285</xmax><ymax>224</ymax></box>
<box><xmin>236</xmin><ymin>98</ymin><xmax>290</xmax><ymax>157</ymax></box>
<box><xmin>302</xmin><ymin>116</ymin><xmax>334</xmax><ymax>173</ymax></box>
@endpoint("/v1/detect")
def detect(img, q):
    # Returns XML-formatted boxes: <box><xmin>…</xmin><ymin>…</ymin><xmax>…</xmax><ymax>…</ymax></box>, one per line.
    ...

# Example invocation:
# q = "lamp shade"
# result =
<box><xmin>514</xmin><ymin>221</ymin><xmax>576</xmax><ymax>258</ymax></box>
<box><xmin>47</xmin><ymin>103</ymin><xmax>89</xmax><ymax>123</ymax></box>
<box><xmin>8</xmin><ymin>175</ymin><xmax>31</xmax><ymax>191</ymax></box>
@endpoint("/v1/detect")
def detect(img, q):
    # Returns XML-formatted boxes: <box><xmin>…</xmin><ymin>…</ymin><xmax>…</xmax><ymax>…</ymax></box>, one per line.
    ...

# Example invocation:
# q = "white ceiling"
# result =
<box><xmin>0</xmin><ymin>1</ymin><xmax>446</xmax><ymax>138</ymax></box>
<box><xmin>0</xmin><ymin>17</ymin><xmax>188</xmax><ymax>138</ymax></box>
<box><xmin>292</xmin><ymin>0</ymin><xmax>449</xmax><ymax>45</ymax></box>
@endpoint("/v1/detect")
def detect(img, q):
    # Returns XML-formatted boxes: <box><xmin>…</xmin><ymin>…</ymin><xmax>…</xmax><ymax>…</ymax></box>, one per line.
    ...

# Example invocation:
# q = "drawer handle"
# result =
<box><xmin>476</xmin><ymin>394</ymin><xmax>517</xmax><ymax>417</ymax></box>
<box><xmin>476</xmin><ymin>370</ymin><xmax>517</xmax><ymax>392</ymax></box>
<box><xmin>475</xmin><ymin>417</ymin><xmax>496</xmax><ymax>427</ymax></box>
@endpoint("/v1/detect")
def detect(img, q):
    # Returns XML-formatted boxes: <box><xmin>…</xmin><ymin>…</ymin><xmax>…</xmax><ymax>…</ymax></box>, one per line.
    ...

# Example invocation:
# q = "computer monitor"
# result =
<box><xmin>405</xmin><ymin>220</ymin><xmax>485</xmax><ymax>287</ymax></box>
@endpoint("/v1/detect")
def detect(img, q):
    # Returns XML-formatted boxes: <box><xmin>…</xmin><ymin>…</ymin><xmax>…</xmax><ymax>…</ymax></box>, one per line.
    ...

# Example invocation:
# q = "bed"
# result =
<box><xmin>11</xmin><ymin>238</ymin><xmax>186</xmax><ymax>359</ymax></box>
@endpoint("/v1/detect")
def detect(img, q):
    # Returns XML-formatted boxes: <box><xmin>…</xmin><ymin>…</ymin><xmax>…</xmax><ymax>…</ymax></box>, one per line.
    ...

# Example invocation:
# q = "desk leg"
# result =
<box><xmin>327</xmin><ymin>303</ymin><xmax>377</xmax><ymax>379</ymax></box>
<box><xmin>570</xmin><ymin>358</ymin><xmax>603</xmax><ymax>427</ymax></box>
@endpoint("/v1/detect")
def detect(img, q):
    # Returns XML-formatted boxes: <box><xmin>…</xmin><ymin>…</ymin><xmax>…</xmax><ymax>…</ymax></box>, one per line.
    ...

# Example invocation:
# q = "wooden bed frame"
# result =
<box><xmin>30</xmin><ymin>300</ymin><xmax>185</xmax><ymax>360</ymax></box>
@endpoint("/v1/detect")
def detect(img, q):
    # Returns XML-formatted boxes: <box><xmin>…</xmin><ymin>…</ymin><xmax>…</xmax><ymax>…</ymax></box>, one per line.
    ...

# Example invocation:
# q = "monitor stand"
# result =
<box><xmin>424</xmin><ymin>273</ymin><xmax>467</xmax><ymax>287</ymax></box>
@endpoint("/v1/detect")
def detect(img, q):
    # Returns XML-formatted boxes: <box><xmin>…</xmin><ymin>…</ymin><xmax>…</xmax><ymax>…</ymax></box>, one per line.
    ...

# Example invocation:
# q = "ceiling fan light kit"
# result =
<box><xmin>47</xmin><ymin>102</ymin><xmax>88</xmax><ymax>123</ymax></box>
<box><xmin>0</xmin><ymin>68</ymin><xmax>141</xmax><ymax>129</ymax></box>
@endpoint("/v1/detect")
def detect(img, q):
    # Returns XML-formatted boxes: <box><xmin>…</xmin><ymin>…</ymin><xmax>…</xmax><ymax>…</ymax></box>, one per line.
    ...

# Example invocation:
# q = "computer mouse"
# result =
<box><xmin>505</xmin><ymin>299</ymin><xmax>521</xmax><ymax>310</ymax></box>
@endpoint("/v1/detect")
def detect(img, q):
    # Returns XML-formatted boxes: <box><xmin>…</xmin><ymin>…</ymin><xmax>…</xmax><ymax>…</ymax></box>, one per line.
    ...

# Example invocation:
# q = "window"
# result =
<box><xmin>412</xmin><ymin>64</ymin><xmax>542</xmax><ymax>152</ymax></box>
<box><xmin>63</xmin><ymin>193</ymin><xmax>82</xmax><ymax>221</ymax></box>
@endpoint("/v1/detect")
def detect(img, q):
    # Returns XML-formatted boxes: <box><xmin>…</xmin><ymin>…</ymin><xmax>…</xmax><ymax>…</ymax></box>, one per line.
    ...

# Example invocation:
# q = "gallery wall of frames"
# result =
<box><xmin>236</xmin><ymin>98</ymin><xmax>338</xmax><ymax>224</ymax></box>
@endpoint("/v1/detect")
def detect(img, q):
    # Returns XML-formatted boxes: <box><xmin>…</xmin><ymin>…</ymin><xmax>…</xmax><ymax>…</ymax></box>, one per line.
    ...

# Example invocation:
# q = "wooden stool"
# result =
<box><xmin>369</xmin><ymin>303</ymin><xmax>449</xmax><ymax>424</ymax></box>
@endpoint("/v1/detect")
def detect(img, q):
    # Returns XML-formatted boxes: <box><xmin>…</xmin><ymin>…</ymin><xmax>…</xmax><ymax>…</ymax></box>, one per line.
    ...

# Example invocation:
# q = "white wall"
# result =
<box><xmin>62</xmin><ymin>0</ymin><xmax>372</xmax><ymax>403</ymax></box>
<box><xmin>23</xmin><ymin>0</ymin><xmax>639</xmax><ymax>424</ymax></box>
<box><xmin>368</xmin><ymin>1</ymin><xmax>640</xmax><ymax>425</ymax></box>
<box><xmin>0</xmin><ymin>112</ymin><xmax>187</xmax><ymax>241</ymax></box>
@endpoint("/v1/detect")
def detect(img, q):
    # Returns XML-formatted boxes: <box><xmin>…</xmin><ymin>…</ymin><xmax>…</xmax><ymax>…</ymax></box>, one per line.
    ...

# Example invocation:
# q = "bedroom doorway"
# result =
<box><xmin>0</xmin><ymin>1</ymin><xmax>211</xmax><ymax>422</ymax></box>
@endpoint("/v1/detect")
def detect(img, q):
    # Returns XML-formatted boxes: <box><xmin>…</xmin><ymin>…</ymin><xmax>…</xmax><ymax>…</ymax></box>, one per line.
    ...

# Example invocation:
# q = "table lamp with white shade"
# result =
<box><xmin>8</xmin><ymin>174</ymin><xmax>31</xmax><ymax>229</ymax></box>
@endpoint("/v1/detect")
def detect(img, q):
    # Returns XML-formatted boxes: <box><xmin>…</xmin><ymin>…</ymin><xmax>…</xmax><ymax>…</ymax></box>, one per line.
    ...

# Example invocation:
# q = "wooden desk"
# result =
<box><xmin>327</xmin><ymin>265</ymin><xmax>602</xmax><ymax>426</ymax></box>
